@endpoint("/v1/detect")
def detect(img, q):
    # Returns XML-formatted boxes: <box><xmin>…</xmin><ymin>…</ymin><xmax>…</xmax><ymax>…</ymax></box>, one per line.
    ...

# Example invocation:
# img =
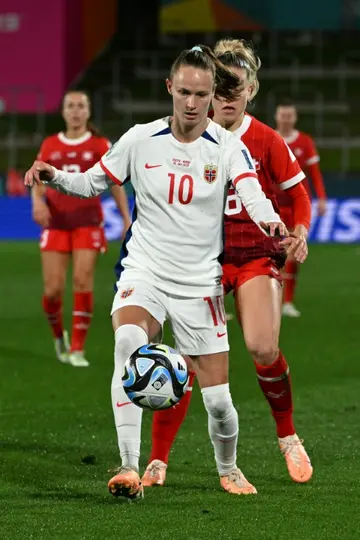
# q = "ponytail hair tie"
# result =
<box><xmin>191</xmin><ymin>46</ymin><xmax>203</xmax><ymax>53</ymax></box>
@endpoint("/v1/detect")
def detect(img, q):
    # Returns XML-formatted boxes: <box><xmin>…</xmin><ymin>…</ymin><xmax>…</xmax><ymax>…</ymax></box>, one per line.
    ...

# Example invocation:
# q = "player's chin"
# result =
<box><xmin>219</xmin><ymin>110</ymin><xmax>238</xmax><ymax>123</ymax></box>
<box><xmin>183</xmin><ymin>113</ymin><xmax>199</xmax><ymax>123</ymax></box>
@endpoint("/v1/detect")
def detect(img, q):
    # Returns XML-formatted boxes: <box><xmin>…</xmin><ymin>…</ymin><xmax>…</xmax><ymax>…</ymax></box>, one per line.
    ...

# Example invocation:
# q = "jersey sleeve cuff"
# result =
<box><xmin>45</xmin><ymin>166</ymin><xmax>60</xmax><ymax>184</ymax></box>
<box><xmin>278</xmin><ymin>171</ymin><xmax>305</xmax><ymax>191</ymax></box>
<box><xmin>306</xmin><ymin>155</ymin><xmax>320</xmax><ymax>166</ymax></box>
<box><xmin>100</xmin><ymin>159</ymin><xmax>122</xmax><ymax>186</ymax></box>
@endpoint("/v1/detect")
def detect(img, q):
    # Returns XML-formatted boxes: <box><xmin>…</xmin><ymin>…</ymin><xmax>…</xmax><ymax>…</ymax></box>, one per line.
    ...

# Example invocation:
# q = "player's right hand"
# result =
<box><xmin>317</xmin><ymin>199</ymin><xmax>327</xmax><ymax>216</ymax></box>
<box><xmin>32</xmin><ymin>198</ymin><xmax>51</xmax><ymax>228</ymax></box>
<box><xmin>259</xmin><ymin>221</ymin><xmax>288</xmax><ymax>238</ymax></box>
<box><xmin>25</xmin><ymin>161</ymin><xmax>55</xmax><ymax>187</ymax></box>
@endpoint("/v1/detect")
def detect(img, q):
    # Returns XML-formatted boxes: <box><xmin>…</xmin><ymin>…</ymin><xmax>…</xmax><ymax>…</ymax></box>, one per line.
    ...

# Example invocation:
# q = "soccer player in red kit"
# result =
<box><xmin>275</xmin><ymin>98</ymin><xmax>327</xmax><ymax>317</ymax></box>
<box><xmin>32</xmin><ymin>90</ymin><xmax>131</xmax><ymax>367</ymax></box>
<box><xmin>142</xmin><ymin>39</ymin><xmax>313</xmax><ymax>488</ymax></box>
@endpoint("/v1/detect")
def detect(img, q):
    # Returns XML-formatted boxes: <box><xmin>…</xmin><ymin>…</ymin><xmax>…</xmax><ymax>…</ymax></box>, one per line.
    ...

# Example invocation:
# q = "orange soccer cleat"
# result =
<box><xmin>141</xmin><ymin>460</ymin><xmax>167</xmax><ymax>487</ymax></box>
<box><xmin>108</xmin><ymin>466</ymin><xmax>143</xmax><ymax>500</ymax></box>
<box><xmin>220</xmin><ymin>469</ymin><xmax>257</xmax><ymax>495</ymax></box>
<box><xmin>279</xmin><ymin>434</ymin><xmax>313</xmax><ymax>483</ymax></box>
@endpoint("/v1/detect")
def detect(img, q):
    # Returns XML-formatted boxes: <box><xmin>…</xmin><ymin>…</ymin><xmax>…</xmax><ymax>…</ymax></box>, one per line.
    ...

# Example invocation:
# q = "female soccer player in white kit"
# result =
<box><xmin>25</xmin><ymin>45</ymin><xmax>286</xmax><ymax>499</ymax></box>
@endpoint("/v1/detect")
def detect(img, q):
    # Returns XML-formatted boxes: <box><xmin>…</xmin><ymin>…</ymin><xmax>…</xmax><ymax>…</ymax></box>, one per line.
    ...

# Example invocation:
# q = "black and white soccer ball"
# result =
<box><xmin>122</xmin><ymin>344</ymin><xmax>189</xmax><ymax>410</ymax></box>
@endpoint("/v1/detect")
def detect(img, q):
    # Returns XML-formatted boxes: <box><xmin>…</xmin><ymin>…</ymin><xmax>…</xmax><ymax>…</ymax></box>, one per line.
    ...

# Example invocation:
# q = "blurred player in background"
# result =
<box><xmin>31</xmin><ymin>90</ymin><xmax>131</xmax><ymax>367</ymax></box>
<box><xmin>25</xmin><ymin>45</ymin><xmax>288</xmax><ymax>498</ymax></box>
<box><xmin>143</xmin><ymin>39</ymin><xmax>313</xmax><ymax>488</ymax></box>
<box><xmin>275</xmin><ymin>98</ymin><xmax>327</xmax><ymax>317</ymax></box>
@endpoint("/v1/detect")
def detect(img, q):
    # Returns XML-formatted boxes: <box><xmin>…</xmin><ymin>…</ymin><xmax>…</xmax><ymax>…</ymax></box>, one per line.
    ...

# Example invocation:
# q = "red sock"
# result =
<box><xmin>255</xmin><ymin>352</ymin><xmax>295</xmax><ymax>438</ymax></box>
<box><xmin>283</xmin><ymin>260</ymin><xmax>299</xmax><ymax>304</ymax></box>
<box><xmin>42</xmin><ymin>295</ymin><xmax>64</xmax><ymax>339</ymax></box>
<box><xmin>70</xmin><ymin>292</ymin><xmax>93</xmax><ymax>352</ymax></box>
<box><xmin>149</xmin><ymin>372</ymin><xmax>195</xmax><ymax>464</ymax></box>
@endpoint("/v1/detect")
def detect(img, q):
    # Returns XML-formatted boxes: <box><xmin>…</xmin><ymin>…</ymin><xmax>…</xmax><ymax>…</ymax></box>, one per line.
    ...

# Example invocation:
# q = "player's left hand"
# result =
<box><xmin>280</xmin><ymin>235</ymin><xmax>308</xmax><ymax>263</ymax></box>
<box><xmin>318</xmin><ymin>199</ymin><xmax>327</xmax><ymax>216</ymax></box>
<box><xmin>280</xmin><ymin>225</ymin><xmax>308</xmax><ymax>263</ymax></box>
<box><xmin>24</xmin><ymin>160</ymin><xmax>54</xmax><ymax>187</ymax></box>
<box><xmin>259</xmin><ymin>221</ymin><xmax>288</xmax><ymax>238</ymax></box>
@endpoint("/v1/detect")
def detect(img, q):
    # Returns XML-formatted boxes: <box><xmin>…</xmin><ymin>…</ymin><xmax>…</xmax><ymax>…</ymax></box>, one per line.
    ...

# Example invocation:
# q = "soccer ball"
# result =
<box><xmin>122</xmin><ymin>344</ymin><xmax>189</xmax><ymax>410</ymax></box>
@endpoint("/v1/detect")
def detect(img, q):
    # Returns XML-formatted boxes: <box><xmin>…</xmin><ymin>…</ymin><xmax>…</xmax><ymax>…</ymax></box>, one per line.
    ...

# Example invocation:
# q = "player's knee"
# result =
<box><xmin>43</xmin><ymin>283</ymin><xmax>64</xmax><ymax>301</ymax></box>
<box><xmin>114</xmin><ymin>324</ymin><xmax>148</xmax><ymax>366</ymax></box>
<box><xmin>72</xmin><ymin>271</ymin><xmax>93</xmax><ymax>292</ymax></box>
<box><xmin>201</xmin><ymin>383</ymin><xmax>234</xmax><ymax>420</ymax></box>
<box><xmin>246</xmin><ymin>339</ymin><xmax>278</xmax><ymax>366</ymax></box>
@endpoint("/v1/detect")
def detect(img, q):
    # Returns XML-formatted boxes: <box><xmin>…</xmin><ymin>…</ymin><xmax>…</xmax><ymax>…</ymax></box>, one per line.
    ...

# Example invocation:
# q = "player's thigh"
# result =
<box><xmin>236</xmin><ymin>274</ymin><xmax>282</xmax><ymax>356</ymax></box>
<box><xmin>72</xmin><ymin>249</ymin><xmax>98</xmax><ymax>291</ymax></box>
<box><xmin>40</xmin><ymin>229</ymin><xmax>71</xmax><ymax>295</ymax></box>
<box><xmin>71</xmin><ymin>226</ymin><xmax>107</xmax><ymax>290</ymax></box>
<box><xmin>111</xmin><ymin>279</ymin><xmax>166</xmax><ymax>340</ymax></box>
<box><xmin>41</xmin><ymin>251</ymin><xmax>70</xmax><ymax>297</ymax></box>
<box><xmin>189</xmin><ymin>351</ymin><xmax>229</xmax><ymax>389</ymax></box>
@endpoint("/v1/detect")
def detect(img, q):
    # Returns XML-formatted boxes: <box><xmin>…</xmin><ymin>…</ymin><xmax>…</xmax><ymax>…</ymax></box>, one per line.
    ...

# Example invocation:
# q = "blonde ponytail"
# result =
<box><xmin>214</xmin><ymin>38</ymin><xmax>261</xmax><ymax>101</ymax></box>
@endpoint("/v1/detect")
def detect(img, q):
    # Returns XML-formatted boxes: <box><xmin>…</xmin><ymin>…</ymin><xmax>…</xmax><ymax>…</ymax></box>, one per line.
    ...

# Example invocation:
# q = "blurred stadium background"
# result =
<box><xmin>1</xmin><ymin>0</ymin><xmax>360</xmax><ymax>242</ymax></box>
<box><xmin>1</xmin><ymin>3</ymin><xmax>360</xmax><ymax>539</ymax></box>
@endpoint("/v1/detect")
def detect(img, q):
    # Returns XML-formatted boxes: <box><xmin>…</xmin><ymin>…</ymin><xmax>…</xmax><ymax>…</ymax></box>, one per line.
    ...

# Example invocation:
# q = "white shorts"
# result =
<box><xmin>111</xmin><ymin>279</ymin><xmax>229</xmax><ymax>356</ymax></box>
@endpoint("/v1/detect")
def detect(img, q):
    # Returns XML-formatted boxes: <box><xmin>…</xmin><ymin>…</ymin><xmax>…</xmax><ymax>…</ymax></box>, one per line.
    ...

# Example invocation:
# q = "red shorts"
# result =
<box><xmin>222</xmin><ymin>257</ymin><xmax>283</xmax><ymax>294</ymax></box>
<box><xmin>39</xmin><ymin>226</ymin><xmax>107</xmax><ymax>253</ymax></box>
<box><xmin>279</xmin><ymin>207</ymin><xmax>294</xmax><ymax>231</ymax></box>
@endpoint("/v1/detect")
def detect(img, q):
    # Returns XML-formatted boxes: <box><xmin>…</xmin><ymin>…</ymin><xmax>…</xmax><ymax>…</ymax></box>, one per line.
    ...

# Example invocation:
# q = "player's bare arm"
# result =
<box><xmin>31</xmin><ymin>181</ymin><xmax>51</xmax><ymax>228</ymax></box>
<box><xmin>110</xmin><ymin>185</ymin><xmax>132</xmax><ymax>235</ymax></box>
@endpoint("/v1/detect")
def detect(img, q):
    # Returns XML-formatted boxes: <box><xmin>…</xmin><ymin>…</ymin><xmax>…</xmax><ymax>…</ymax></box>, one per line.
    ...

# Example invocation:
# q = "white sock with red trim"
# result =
<box><xmin>112</xmin><ymin>324</ymin><xmax>148</xmax><ymax>470</ymax></box>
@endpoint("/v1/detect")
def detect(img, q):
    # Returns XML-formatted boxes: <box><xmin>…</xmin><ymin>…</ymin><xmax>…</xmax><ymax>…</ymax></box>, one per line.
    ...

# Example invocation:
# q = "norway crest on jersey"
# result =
<box><xmin>121</xmin><ymin>287</ymin><xmax>134</xmax><ymax>299</ymax></box>
<box><xmin>204</xmin><ymin>164</ymin><xmax>218</xmax><ymax>184</ymax></box>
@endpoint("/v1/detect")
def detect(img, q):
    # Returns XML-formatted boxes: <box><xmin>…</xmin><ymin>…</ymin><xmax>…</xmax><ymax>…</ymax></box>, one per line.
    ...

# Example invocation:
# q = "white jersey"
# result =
<box><xmin>50</xmin><ymin>117</ymin><xmax>280</xmax><ymax>297</ymax></box>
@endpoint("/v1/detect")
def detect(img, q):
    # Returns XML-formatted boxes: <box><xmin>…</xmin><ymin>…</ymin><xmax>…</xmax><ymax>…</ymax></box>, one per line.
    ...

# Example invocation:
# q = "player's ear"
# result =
<box><xmin>166</xmin><ymin>78</ymin><xmax>173</xmax><ymax>95</ymax></box>
<box><xmin>247</xmin><ymin>83</ymin><xmax>254</xmax><ymax>103</ymax></box>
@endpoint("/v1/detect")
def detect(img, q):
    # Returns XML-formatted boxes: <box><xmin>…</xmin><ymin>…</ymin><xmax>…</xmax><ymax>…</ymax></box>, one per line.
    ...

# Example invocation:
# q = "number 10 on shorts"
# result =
<box><xmin>204</xmin><ymin>296</ymin><xmax>226</xmax><ymax>327</ymax></box>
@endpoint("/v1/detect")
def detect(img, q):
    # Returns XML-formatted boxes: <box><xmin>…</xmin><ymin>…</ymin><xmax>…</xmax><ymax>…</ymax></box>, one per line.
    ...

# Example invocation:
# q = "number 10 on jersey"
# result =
<box><xmin>168</xmin><ymin>173</ymin><xmax>194</xmax><ymax>205</ymax></box>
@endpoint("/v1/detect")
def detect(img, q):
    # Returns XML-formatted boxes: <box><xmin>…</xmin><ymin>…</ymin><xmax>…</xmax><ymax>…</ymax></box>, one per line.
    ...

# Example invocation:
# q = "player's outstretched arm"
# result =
<box><xmin>233</xmin><ymin>176</ymin><xmax>287</xmax><ymax>237</ymax></box>
<box><xmin>24</xmin><ymin>160</ymin><xmax>110</xmax><ymax>198</ymax></box>
<box><xmin>228</xmin><ymin>140</ymin><xmax>287</xmax><ymax>237</ymax></box>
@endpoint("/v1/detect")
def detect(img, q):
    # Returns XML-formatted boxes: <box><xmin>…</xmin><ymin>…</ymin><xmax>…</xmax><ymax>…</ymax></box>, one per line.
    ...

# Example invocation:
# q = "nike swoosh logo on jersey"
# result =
<box><xmin>145</xmin><ymin>163</ymin><xmax>162</xmax><ymax>169</ymax></box>
<box><xmin>217</xmin><ymin>332</ymin><xmax>227</xmax><ymax>338</ymax></box>
<box><xmin>116</xmin><ymin>402</ymin><xmax>132</xmax><ymax>408</ymax></box>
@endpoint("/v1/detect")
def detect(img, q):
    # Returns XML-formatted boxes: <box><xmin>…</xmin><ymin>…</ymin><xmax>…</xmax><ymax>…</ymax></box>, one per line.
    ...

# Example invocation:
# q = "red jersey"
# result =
<box><xmin>224</xmin><ymin>115</ymin><xmax>305</xmax><ymax>266</ymax></box>
<box><xmin>278</xmin><ymin>130</ymin><xmax>326</xmax><ymax>206</ymax></box>
<box><xmin>38</xmin><ymin>131</ymin><xmax>110</xmax><ymax>229</ymax></box>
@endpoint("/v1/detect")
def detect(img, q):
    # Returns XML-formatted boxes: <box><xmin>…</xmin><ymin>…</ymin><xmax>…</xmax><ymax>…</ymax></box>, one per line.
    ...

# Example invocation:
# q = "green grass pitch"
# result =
<box><xmin>0</xmin><ymin>242</ymin><xmax>359</xmax><ymax>540</ymax></box>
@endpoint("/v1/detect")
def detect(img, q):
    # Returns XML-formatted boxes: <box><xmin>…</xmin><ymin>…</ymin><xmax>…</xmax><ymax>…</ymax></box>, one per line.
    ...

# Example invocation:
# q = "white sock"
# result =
<box><xmin>112</xmin><ymin>324</ymin><xmax>148</xmax><ymax>471</ymax></box>
<box><xmin>201</xmin><ymin>383</ymin><xmax>238</xmax><ymax>476</ymax></box>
